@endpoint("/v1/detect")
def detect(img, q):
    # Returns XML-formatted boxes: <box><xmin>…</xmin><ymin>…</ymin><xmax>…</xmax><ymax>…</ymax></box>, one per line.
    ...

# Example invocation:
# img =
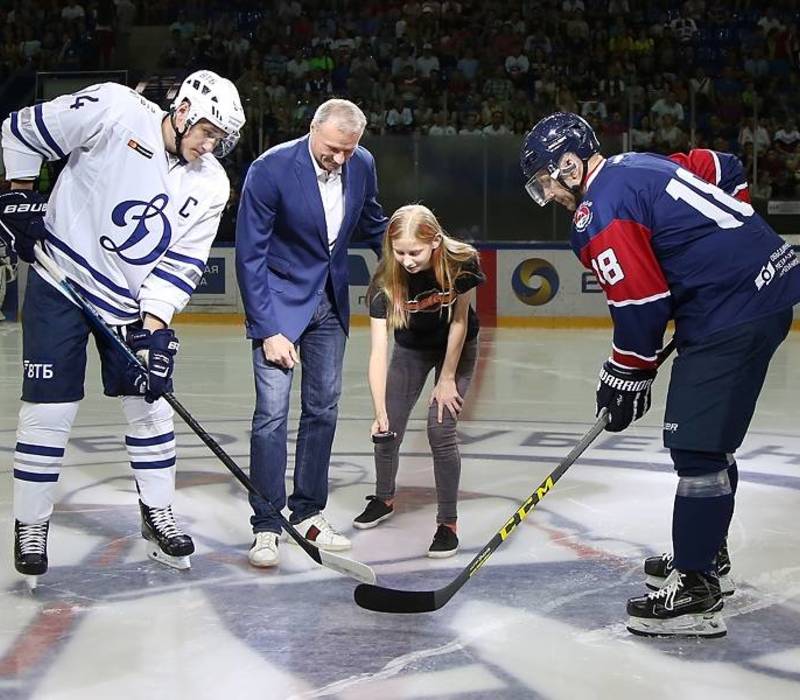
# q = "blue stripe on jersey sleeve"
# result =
<box><xmin>33</xmin><ymin>103</ymin><xmax>67</xmax><ymax>159</ymax></box>
<box><xmin>10</xmin><ymin>112</ymin><xmax>50</xmax><ymax>159</ymax></box>
<box><xmin>151</xmin><ymin>268</ymin><xmax>195</xmax><ymax>295</ymax></box>
<box><xmin>164</xmin><ymin>250</ymin><xmax>206</xmax><ymax>272</ymax></box>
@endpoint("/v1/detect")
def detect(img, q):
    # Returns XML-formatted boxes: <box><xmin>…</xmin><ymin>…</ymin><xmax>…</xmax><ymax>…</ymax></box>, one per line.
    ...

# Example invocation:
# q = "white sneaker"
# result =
<box><xmin>291</xmin><ymin>513</ymin><xmax>351</xmax><ymax>551</ymax></box>
<box><xmin>248</xmin><ymin>532</ymin><xmax>280</xmax><ymax>567</ymax></box>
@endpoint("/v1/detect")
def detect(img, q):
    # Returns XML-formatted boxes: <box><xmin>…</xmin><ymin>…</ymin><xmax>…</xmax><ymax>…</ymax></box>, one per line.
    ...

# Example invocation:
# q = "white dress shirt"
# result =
<box><xmin>308</xmin><ymin>139</ymin><xmax>345</xmax><ymax>251</ymax></box>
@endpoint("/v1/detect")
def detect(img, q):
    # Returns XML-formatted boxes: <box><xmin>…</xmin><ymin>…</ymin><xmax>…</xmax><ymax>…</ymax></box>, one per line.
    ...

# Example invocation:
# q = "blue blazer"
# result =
<box><xmin>235</xmin><ymin>135</ymin><xmax>388</xmax><ymax>341</ymax></box>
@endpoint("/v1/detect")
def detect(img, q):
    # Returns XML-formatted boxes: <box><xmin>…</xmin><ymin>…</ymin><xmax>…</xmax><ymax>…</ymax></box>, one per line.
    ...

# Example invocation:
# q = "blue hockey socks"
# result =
<box><xmin>672</xmin><ymin>469</ymin><xmax>734</xmax><ymax>572</ymax></box>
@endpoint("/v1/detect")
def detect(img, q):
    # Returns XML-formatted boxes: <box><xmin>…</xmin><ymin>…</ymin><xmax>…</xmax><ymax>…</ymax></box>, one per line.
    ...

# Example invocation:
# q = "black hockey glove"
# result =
<box><xmin>0</xmin><ymin>191</ymin><xmax>48</xmax><ymax>264</ymax></box>
<box><xmin>596</xmin><ymin>360</ymin><xmax>657</xmax><ymax>432</ymax></box>
<box><xmin>126</xmin><ymin>327</ymin><xmax>180</xmax><ymax>403</ymax></box>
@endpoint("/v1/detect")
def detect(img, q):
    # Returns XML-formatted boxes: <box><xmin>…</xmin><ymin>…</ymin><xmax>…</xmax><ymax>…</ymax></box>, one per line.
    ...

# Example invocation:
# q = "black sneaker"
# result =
<box><xmin>427</xmin><ymin>524</ymin><xmax>459</xmax><ymax>559</ymax></box>
<box><xmin>353</xmin><ymin>496</ymin><xmax>394</xmax><ymax>530</ymax></box>
<box><xmin>644</xmin><ymin>538</ymin><xmax>734</xmax><ymax>596</ymax></box>
<box><xmin>627</xmin><ymin>569</ymin><xmax>726</xmax><ymax>638</ymax></box>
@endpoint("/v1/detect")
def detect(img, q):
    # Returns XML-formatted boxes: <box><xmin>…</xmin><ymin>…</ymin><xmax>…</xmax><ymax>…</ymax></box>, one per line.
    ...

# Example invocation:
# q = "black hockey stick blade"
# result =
<box><xmin>354</xmin><ymin>568</ymin><xmax>463</xmax><ymax>613</ymax></box>
<box><xmin>32</xmin><ymin>245</ymin><xmax>376</xmax><ymax>586</ymax></box>
<box><xmin>354</xmin><ymin>585</ymin><xmax>435</xmax><ymax>614</ymax></box>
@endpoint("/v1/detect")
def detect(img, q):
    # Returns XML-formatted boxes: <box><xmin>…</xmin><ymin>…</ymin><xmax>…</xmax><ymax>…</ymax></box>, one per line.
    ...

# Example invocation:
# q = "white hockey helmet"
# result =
<box><xmin>171</xmin><ymin>70</ymin><xmax>245</xmax><ymax>158</ymax></box>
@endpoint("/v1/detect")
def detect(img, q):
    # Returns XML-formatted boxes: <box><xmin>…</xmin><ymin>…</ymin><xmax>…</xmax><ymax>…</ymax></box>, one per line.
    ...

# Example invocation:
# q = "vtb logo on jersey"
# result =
<box><xmin>23</xmin><ymin>360</ymin><xmax>54</xmax><ymax>380</ymax></box>
<box><xmin>573</xmin><ymin>201</ymin><xmax>593</xmax><ymax>232</ymax></box>
<box><xmin>101</xmin><ymin>194</ymin><xmax>172</xmax><ymax>265</ymax></box>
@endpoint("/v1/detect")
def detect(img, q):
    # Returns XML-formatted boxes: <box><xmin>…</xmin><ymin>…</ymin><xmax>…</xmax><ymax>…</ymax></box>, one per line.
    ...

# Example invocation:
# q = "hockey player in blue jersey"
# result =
<box><xmin>0</xmin><ymin>70</ymin><xmax>245</xmax><ymax>582</ymax></box>
<box><xmin>520</xmin><ymin>112</ymin><xmax>800</xmax><ymax>638</ymax></box>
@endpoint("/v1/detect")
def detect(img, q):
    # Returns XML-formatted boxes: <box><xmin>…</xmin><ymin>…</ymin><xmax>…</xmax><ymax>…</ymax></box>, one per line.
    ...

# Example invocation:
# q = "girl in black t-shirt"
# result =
<box><xmin>352</xmin><ymin>204</ymin><xmax>485</xmax><ymax>558</ymax></box>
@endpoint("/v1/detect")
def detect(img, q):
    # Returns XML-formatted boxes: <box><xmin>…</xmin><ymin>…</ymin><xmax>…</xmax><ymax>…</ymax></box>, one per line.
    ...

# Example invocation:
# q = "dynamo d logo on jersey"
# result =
<box><xmin>100</xmin><ymin>194</ymin><xmax>172</xmax><ymax>265</ymax></box>
<box><xmin>573</xmin><ymin>201</ymin><xmax>593</xmax><ymax>232</ymax></box>
<box><xmin>512</xmin><ymin>258</ymin><xmax>560</xmax><ymax>306</ymax></box>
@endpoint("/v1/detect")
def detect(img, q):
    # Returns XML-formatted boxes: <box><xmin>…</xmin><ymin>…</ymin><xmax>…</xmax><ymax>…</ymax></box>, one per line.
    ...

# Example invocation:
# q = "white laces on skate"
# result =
<box><xmin>149</xmin><ymin>506</ymin><xmax>185</xmax><ymax>538</ymax></box>
<box><xmin>647</xmin><ymin>570</ymin><xmax>686</xmax><ymax>611</ymax></box>
<box><xmin>18</xmin><ymin>522</ymin><xmax>48</xmax><ymax>554</ymax></box>
<box><xmin>660</xmin><ymin>553</ymin><xmax>674</xmax><ymax>566</ymax></box>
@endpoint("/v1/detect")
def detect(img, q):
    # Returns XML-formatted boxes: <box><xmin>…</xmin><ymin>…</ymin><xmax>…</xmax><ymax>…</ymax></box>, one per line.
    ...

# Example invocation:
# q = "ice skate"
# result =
<box><xmin>139</xmin><ymin>500</ymin><xmax>194</xmax><ymax>570</ymax></box>
<box><xmin>627</xmin><ymin>569</ymin><xmax>727</xmax><ymax>638</ymax></box>
<box><xmin>644</xmin><ymin>538</ymin><xmax>734</xmax><ymax>596</ymax></box>
<box><xmin>15</xmin><ymin>519</ymin><xmax>49</xmax><ymax>590</ymax></box>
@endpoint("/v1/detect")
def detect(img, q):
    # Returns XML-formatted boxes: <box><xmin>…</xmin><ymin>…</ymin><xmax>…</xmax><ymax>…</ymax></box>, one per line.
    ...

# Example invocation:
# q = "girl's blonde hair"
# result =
<box><xmin>369</xmin><ymin>204</ymin><xmax>479</xmax><ymax>329</ymax></box>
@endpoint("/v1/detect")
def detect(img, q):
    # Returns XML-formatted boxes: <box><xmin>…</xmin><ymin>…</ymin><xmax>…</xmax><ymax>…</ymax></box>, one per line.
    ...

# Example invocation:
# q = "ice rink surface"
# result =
<box><xmin>1</xmin><ymin>322</ymin><xmax>799</xmax><ymax>700</ymax></box>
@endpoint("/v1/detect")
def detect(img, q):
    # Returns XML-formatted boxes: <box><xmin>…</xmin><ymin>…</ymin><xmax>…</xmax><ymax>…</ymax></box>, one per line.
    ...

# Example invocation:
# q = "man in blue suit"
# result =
<box><xmin>235</xmin><ymin>99</ymin><xmax>388</xmax><ymax>568</ymax></box>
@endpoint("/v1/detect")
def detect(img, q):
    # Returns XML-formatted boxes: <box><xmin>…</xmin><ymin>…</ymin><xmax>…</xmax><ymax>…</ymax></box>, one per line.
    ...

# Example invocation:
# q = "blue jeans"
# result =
<box><xmin>248</xmin><ymin>291</ymin><xmax>346</xmax><ymax>533</ymax></box>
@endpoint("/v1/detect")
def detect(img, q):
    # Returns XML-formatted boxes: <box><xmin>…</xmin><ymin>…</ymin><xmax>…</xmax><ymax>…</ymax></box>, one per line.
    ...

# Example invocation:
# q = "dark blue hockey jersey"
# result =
<box><xmin>571</xmin><ymin>152</ymin><xmax>800</xmax><ymax>370</ymax></box>
<box><xmin>668</xmin><ymin>149</ymin><xmax>751</xmax><ymax>203</ymax></box>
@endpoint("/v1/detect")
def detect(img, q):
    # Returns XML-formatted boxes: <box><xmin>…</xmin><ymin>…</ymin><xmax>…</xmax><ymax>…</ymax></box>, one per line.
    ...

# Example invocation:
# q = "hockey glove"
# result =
<box><xmin>0</xmin><ymin>191</ymin><xmax>48</xmax><ymax>264</ymax></box>
<box><xmin>596</xmin><ymin>360</ymin><xmax>656</xmax><ymax>432</ymax></box>
<box><xmin>126</xmin><ymin>327</ymin><xmax>180</xmax><ymax>403</ymax></box>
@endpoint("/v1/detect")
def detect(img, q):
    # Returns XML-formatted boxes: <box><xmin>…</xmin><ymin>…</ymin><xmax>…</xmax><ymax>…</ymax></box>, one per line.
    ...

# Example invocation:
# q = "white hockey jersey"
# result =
<box><xmin>1</xmin><ymin>82</ymin><xmax>230</xmax><ymax>325</ymax></box>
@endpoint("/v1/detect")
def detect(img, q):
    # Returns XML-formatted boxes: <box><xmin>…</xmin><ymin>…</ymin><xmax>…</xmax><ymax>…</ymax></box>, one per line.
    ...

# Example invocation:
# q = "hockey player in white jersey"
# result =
<box><xmin>0</xmin><ymin>70</ymin><xmax>245</xmax><ymax>581</ymax></box>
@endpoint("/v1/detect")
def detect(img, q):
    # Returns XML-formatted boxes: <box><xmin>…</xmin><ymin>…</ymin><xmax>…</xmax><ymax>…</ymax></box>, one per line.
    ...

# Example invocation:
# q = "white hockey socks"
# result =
<box><xmin>122</xmin><ymin>396</ymin><xmax>176</xmax><ymax>509</ymax></box>
<box><xmin>13</xmin><ymin>401</ymin><xmax>79</xmax><ymax>523</ymax></box>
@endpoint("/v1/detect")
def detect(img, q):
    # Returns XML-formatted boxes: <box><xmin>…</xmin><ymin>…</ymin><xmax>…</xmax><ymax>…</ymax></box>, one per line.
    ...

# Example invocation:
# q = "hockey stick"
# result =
<box><xmin>354</xmin><ymin>339</ymin><xmax>676</xmax><ymax>613</ymax></box>
<box><xmin>29</xmin><ymin>243</ymin><xmax>376</xmax><ymax>585</ymax></box>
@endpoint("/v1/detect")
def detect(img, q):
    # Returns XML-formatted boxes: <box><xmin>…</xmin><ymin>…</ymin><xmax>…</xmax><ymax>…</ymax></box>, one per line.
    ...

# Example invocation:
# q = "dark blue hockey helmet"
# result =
<box><xmin>520</xmin><ymin>112</ymin><xmax>600</xmax><ymax>206</ymax></box>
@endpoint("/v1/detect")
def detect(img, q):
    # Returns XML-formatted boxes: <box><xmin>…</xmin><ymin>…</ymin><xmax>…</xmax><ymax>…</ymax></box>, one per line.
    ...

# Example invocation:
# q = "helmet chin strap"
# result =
<box><xmin>169</xmin><ymin>110</ymin><xmax>189</xmax><ymax>165</ymax></box>
<box><xmin>556</xmin><ymin>156</ymin><xmax>592</xmax><ymax>200</ymax></box>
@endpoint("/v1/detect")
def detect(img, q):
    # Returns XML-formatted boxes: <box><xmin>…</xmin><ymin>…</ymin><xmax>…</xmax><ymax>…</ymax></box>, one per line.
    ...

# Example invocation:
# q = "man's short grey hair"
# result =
<box><xmin>311</xmin><ymin>99</ymin><xmax>367</xmax><ymax>134</ymax></box>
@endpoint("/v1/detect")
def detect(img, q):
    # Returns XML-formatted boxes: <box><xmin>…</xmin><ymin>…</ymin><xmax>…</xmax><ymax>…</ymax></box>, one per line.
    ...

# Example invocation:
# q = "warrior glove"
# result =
<box><xmin>596</xmin><ymin>360</ymin><xmax>656</xmax><ymax>432</ymax></box>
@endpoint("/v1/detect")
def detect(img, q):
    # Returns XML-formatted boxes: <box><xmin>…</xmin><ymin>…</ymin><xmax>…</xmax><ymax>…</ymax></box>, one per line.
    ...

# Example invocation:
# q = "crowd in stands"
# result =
<box><xmin>3</xmin><ymin>0</ymin><xmax>800</xmax><ymax>204</ymax></box>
